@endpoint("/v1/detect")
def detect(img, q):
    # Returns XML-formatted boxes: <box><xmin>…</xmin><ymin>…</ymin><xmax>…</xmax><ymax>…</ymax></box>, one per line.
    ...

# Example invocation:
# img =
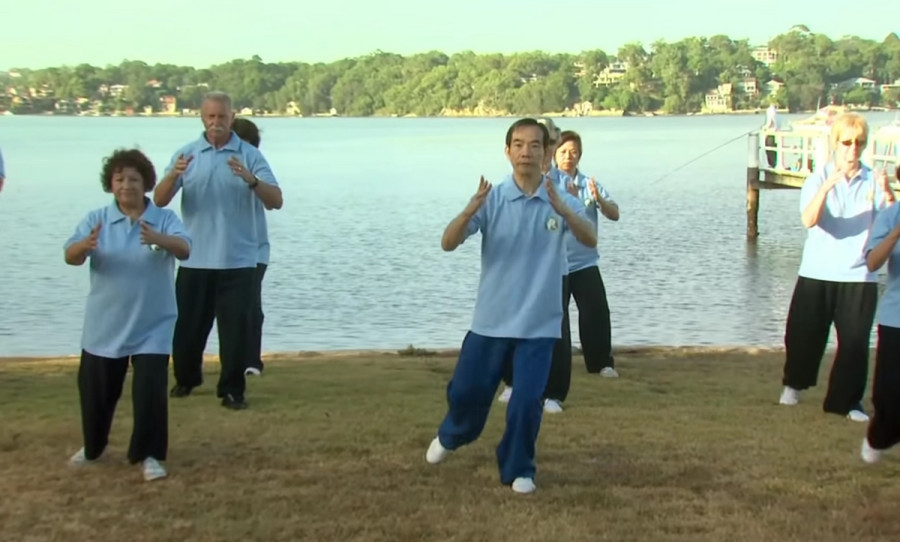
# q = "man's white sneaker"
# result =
<box><xmin>142</xmin><ymin>457</ymin><xmax>167</xmax><ymax>481</ymax></box>
<box><xmin>543</xmin><ymin>399</ymin><xmax>563</xmax><ymax>413</ymax></box>
<box><xmin>779</xmin><ymin>386</ymin><xmax>800</xmax><ymax>406</ymax></box>
<box><xmin>599</xmin><ymin>367</ymin><xmax>619</xmax><ymax>378</ymax></box>
<box><xmin>425</xmin><ymin>437</ymin><xmax>450</xmax><ymax>464</ymax></box>
<box><xmin>498</xmin><ymin>385</ymin><xmax>512</xmax><ymax>403</ymax></box>
<box><xmin>68</xmin><ymin>447</ymin><xmax>96</xmax><ymax>467</ymax></box>
<box><xmin>511</xmin><ymin>477</ymin><xmax>536</xmax><ymax>494</ymax></box>
<box><xmin>861</xmin><ymin>438</ymin><xmax>882</xmax><ymax>464</ymax></box>
<box><xmin>847</xmin><ymin>409</ymin><xmax>870</xmax><ymax>423</ymax></box>
<box><xmin>244</xmin><ymin>367</ymin><xmax>262</xmax><ymax>376</ymax></box>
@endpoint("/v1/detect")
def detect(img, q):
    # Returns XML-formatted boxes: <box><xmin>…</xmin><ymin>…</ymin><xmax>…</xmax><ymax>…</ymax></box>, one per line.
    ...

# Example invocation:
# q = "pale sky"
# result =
<box><xmin>5</xmin><ymin>0</ymin><xmax>899</xmax><ymax>70</ymax></box>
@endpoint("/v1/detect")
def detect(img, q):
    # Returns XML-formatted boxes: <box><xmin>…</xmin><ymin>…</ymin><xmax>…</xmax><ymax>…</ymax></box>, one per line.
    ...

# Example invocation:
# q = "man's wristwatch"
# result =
<box><xmin>248</xmin><ymin>176</ymin><xmax>260</xmax><ymax>189</ymax></box>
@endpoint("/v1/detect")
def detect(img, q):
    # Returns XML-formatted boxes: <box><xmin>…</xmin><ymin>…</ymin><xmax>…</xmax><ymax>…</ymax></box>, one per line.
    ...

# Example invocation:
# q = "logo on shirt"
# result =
<box><xmin>546</xmin><ymin>216</ymin><xmax>559</xmax><ymax>231</ymax></box>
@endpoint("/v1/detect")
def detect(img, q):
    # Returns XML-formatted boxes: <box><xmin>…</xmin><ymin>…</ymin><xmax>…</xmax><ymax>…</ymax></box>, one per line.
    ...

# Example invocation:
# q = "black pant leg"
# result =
<box><xmin>215</xmin><ymin>267</ymin><xmax>257</xmax><ymax>398</ymax></box>
<box><xmin>128</xmin><ymin>354</ymin><xmax>169</xmax><ymax>463</ymax></box>
<box><xmin>570</xmin><ymin>266</ymin><xmax>614</xmax><ymax>372</ymax></box>
<box><xmin>782</xmin><ymin>277</ymin><xmax>836</xmax><ymax>390</ymax></box>
<box><xmin>171</xmin><ymin>267</ymin><xmax>217</xmax><ymax>389</ymax></box>
<box><xmin>824</xmin><ymin>282</ymin><xmax>877</xmax><ymax>414</ymax></box>
<box><xmin>78</xmin><ymin>350</ymin><xmax>128</xmax><ymax>460</ymax></box>
<box><xmin>248</xmin><ymin>264</ymin><xmax>268</xmax><ymax>372</ymax></box>
<box><xmin>543</xmin><ymin>275</ymin><xmax>572</xmax><ymax>402</ymax></box>
<box><xmin>868</xmin><ymin>325</ymin><xmax>900</xmax><ymax>449</ymax></box>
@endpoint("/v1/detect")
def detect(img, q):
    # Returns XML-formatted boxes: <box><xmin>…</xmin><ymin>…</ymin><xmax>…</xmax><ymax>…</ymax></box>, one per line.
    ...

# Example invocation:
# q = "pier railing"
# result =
<box><xmin>746</xmin><ymin>127</ymin><xmax>900</xmax><ymax>239</ymax></box>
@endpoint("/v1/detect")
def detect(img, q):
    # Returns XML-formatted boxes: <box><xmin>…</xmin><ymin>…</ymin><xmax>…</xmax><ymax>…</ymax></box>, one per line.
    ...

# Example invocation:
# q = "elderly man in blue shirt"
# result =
<box><xmin>779</xmin><ymin>113</ymin><xmax>894</xmax><ymax>422</ymax></box>
<box><xmin>425</xmin><ymin>118</ymin><xmax>597</xmax><ymax>494</ymax></box>
<box><xmin>497</xmin><ymin>117</ymin><xmax>573</xmax><ymax>414</ymax></box>
<box><xmin>153</xmin><ymin>91</ymin><xmax>283</xmax><ymax>410</ymax></box>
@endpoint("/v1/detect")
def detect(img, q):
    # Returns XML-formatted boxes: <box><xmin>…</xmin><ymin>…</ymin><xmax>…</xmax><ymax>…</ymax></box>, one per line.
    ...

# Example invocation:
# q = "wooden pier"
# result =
<box><xmin>746</xmin><ymin>124</ymin><xmax>900</xmax><ymax>239</ymax></box>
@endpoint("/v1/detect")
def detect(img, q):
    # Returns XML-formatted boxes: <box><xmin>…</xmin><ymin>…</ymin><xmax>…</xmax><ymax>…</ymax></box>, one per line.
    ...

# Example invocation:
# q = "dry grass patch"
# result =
<box><xmin>1</xmin><ymin>349</ymin><xmax>899</xmax><ymax>542</ymax></box>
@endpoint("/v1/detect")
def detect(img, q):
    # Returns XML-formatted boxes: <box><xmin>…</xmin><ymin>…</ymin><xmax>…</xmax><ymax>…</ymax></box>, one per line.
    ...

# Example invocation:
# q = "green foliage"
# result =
<box><xmin>2</xmin><ymin>28</ymin><xmax>898</xmax><ymax>116</ymax></box>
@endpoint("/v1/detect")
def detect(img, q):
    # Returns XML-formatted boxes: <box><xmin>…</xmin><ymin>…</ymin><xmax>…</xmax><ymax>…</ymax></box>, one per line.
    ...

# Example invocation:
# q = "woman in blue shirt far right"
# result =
<box><xmin>861</xmin><ymin>163</ymin><xmax>900</xmax><ymax>463</ymax></box>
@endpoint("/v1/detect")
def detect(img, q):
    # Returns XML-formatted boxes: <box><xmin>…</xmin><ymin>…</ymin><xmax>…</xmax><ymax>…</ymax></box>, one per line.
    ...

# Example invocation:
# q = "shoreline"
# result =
<box><xmin>0</xmin><ymin>344</ymin><xmax>789</xmax><ymax>364</ymax></box>
<box><xmin>6</xmin><ymin>108</ymin><xmax>893</xmax><ymax>120</ymax></box>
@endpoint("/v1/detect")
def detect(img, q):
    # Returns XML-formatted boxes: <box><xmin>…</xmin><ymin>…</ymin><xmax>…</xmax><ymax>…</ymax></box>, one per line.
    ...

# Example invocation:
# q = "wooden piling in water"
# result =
<box><xmin>746</xmin><ymin>132</ymin><xmax>760</xmax><ymax>240</ymax></box>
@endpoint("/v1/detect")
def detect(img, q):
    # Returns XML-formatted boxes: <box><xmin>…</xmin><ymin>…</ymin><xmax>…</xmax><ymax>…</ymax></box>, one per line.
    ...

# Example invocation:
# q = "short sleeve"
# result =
<box><xmin>64</xmin><ymin>211</ymin><xmax>99</xmax><ymax>252</ymax></box>
<box><xmin>595</xmin><ymin>181</ymin><xmax>615</xmax><ymax>206</ymax></box>
<box><xmin>866</xmin><ymin>203</ymin><xmax>899</xmax><ymax>256</ymax></box>
<box><xmin>462</xmin><ymin>201</ymin><xmax>487</xmax><ymax>241</ymax></box>
<box><xmin>160</xmin><ymin>210</ymin><xmax>192</xmax><ymax>252</ymax></box>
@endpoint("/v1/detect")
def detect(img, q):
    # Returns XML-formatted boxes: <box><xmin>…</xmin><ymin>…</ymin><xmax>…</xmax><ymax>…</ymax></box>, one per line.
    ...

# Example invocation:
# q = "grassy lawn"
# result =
<box><xmin>1</xmin><ymin>348</ymin><xmax>899</xmax><ymax>542</ymax></box>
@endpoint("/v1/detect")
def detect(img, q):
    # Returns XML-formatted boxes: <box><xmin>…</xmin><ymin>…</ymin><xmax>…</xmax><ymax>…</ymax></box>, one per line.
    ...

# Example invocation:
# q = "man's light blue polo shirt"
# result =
<box><xmin>165</xmin><ymin>132</ymin><xmax>278</xmax><ymax>270</ymax></box>
<box><xmin>64</xmin><ymin>199</ymin><xmax>192</xmax><ymax>359</ymax></box>
<box><xmin>462</xmin><ymin>175</ymin><xmax>590</xmax><ymax>339</ymax></box>
<box><xmin>798</xmin><ymin>163</ymin><xmax>888</xmax><ymax>283</ymax></box>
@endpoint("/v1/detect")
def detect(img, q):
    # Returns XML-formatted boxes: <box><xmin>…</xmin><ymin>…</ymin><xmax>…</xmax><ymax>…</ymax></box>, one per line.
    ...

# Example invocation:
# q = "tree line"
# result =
<box><xmin>2</xmin><ymin>26</ymin><xmax>899</xmax><ymax>116</ymax></box>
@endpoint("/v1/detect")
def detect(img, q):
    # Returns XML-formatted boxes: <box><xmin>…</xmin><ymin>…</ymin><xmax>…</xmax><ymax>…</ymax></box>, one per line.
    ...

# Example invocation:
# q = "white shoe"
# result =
<box><xmin>142</xmin><ymin>457</ymin><xmax>167</xmax><ymax>481</ymax></box>
<box><xmin>847</xmin><ymin>409</ymin><xmax>870</xmax><ymax>423</ymax></box>
<box><xmin>861</xmin><ymin>438</ymin><xmax>882</xmax><ymax>464</ymax></box>
<box><xmin>425</xmin><ymin>437</ymin><xmax>450</xmax><ymax>464</ymax></box>
<box><xmin>599</xmin><ymin>367</ymin><xmax>619</xmax><ymax>378</ymax></box>
<box><xmin>68</xmin><ymin>447</ymin><xmax>96</xmax><ymax>467</ymax></box>
<box><xmin>244</xmin><ymin>367</ymin><xmax>262</xmax><ymax>376</ymax></box>
<box><xmin>543</xmin><ymin>399</ymin><xmax>563</xmax><ymax>413</ymax></box>
<box><xmin>498</xmin><ymin>385</ymin><xmax>512</xmax><ymax>403</ymax></box>
<box><xmin>779</xmin><ymin>386</ymin><xmax>800</xmax><ymax>406</ymax></box>
<box><xmin>511</xmin><ymin>477</ymin><xmax>536</xmax><ymax>494</ymax></box>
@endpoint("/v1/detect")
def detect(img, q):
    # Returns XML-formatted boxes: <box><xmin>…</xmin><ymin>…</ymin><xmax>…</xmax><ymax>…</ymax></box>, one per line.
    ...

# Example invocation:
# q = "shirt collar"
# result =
<box><xmin>825</xmin><ymin>162</ymin><xmax>873</xmax><ymax>185</ymax></box>
<box><xmin>197</xmin><ymin>131</ymin><xmax>243</xmax><ymax>152</ymax></box>
<box><xmin>107</xmin><ymin>197</ymin><xmax>162</xmax><ymax>225</ymax></box>
<box><xmin>499</xmin><ymin>174</ymin><xmax>551</xmax><ymax>203</ymax></box>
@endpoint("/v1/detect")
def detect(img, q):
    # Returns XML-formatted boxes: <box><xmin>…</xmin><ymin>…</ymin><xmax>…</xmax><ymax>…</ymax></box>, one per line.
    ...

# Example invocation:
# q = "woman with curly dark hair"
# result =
<box><xmin>63</xmin><ymin>148</ymin><xmax>191</xmax><ymax>482</ymax></box>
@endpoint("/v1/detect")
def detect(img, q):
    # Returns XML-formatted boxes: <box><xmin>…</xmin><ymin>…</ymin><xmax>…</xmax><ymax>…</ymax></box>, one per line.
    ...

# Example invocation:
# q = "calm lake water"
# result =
<box><xmin>0</xmin><ymin>113</ymin><xmax>896</xmax><ymax>357</ymax></box>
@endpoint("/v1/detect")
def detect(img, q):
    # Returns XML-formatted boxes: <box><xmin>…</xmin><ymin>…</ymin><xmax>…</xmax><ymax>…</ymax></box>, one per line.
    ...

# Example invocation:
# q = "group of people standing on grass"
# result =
<box><xmin>62</xmin><ymin>91</ymin><xmax>283</xmax><ymax>481</ymax></box>
<box><xmin>57</xmin><ymin>91</ymin><xmax>622</xmax><ymax>490</ymax></box>
<box><xmin>38</xmin><ymin>89</ymin><xmax>900</xmax><ymax>493</ymax></box>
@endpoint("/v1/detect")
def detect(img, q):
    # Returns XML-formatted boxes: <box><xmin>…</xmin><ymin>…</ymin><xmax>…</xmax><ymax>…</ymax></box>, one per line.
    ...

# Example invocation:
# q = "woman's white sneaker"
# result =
<box><xmin>543</xmin><ymin>399</ymin><xmax>563</xmax><ymax>413</ymax></box>
<box><xmin>142</xmin><ymin>457</ymin><xmax>167</xmax><ymax>481</ymax></box>
<box><xmin>861</xmin><ymin>438</ymin><xmax>882</xmax><ymax>464</ymax></box>
<box><xmin>779</xmin><ymin>386</ymin><xmax>800</xmax><ymax>406</ymax></box>
<box><xmin>68</xmin><ymin>447</ymin><xmax>96</xmax><ymax>467</ymax></box>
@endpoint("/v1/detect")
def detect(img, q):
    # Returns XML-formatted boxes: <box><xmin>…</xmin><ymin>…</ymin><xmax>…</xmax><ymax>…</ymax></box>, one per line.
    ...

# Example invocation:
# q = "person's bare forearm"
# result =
<box><xmin>441</xmin><ymin>212</ymin><xmax>475</xmax><ymax>252</ymax></box>
<box><xmin>598</xmin><ymin>198</ymin><xmax>619</xmax><ymax>221</ymax></box>
<box><xmin>154</xmin><ymin>235</ymin><xmax>190</xmax><ymax>260</ymax></box>
<box><xmin>867</xmin><ymin>229</ymin><xmax>900</xmax><ymax>271</ymax></box>
<box><xmin>252</xmin><ymin>181</ymin><xmax>283</xmax><ymax>210</ymax></box>
<box><xmin>64</xmin><ymin>241</ymin><xmax>90</xmax><ymax>266</ymax></box>
<box><xmin>801</xmin><ymin>184</ymin><xmax>834</xmax><ymax>228</ymax></box>
<box><xmin>562</xmin><ymin>210</ymin><xmax>597</xmax><ymax>248</ymax></box>
<box><xmin>153</xmin><ymin>171</ymin><xmax>179</xmax><ymax>208</ymax></box>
